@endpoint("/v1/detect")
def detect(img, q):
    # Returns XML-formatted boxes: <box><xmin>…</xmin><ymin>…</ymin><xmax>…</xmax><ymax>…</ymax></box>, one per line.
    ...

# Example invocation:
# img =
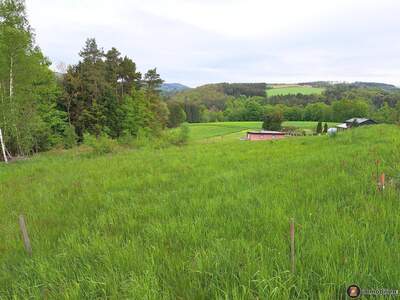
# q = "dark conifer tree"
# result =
<box><xmin>119</xmin><ymin>56</ymin><xmax>141</xmax><ymax>96</ymax></box>
<box><xmin>316</xmin><ymin>121</ymin><xmax>323</xmax><ymax>134</ymax></box>
<box><xmin>323</xmin><ymin>122</ymin><xmax>328</xmax><ymax>133</ymax></box>
<box><xmin>62</xmin><ymin>39</ymin><xmax>168</xmax><ymax>138</ymax></box>
<box><xmin>143</xmin><ymin>68</ymin><xmax>164</xmax><ymax>94</ymax></box>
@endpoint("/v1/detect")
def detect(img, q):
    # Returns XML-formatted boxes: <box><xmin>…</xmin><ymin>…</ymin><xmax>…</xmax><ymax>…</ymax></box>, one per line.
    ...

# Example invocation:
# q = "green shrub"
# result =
<box><xmin>117</xmin><ymin>125</ymin><xmax>191</xmax><ymax>150</ymax></box>
<box><xmin>177</xmin><ymin>123</ymin><xmax>190</xmax><ymax>145</ymax></box>
<box><xmin>262</xmin><ymin>111</ymin><xmax>283</xmax><ymax>131</ymax></box>
<box><xmin>165</xmin><ymin>124</ymin><xmax>190</xmax><ymax>146</ymax></box>
<box><xmin>63</xmin><ymin>126</ymin><xmax>78</xmax><ymax>149</ymax></box>
<box><xmin>117</xmin><ymin>131</ymin><xmax>136</xmax><ymax>147</ymax></box>
<box><xmin>135</xmin><ymin>128</ymin><xmax>153</xmax><ymax>148</ymax></box>
<box><xmin>83</xmin><ymin>133</ymin><xmax>117</xmax><ymax>155</ymax></box>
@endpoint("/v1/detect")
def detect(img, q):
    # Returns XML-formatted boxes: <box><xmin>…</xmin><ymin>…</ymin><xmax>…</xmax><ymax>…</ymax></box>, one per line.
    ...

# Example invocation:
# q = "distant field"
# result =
<box><xmin>187</xmin><ymin>121</ymin><xmax>337</xmax><ymax>141</ymax></box>
<box><xmin>267</xmin><ymin>86</ymin><xmax>325</xmax><ymax>97</ymax></box>
<box><xmin>187</xmin><ymin>122</ymin><xmax>260</xmax><ymax>141</ymax></box>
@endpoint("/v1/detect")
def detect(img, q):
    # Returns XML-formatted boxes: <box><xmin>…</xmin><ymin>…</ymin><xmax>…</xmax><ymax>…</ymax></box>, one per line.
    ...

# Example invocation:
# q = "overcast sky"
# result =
<box><xmin>26</xmin><ymin>0</ymin><xmax>400</xmax><ymax>87</ymax></box>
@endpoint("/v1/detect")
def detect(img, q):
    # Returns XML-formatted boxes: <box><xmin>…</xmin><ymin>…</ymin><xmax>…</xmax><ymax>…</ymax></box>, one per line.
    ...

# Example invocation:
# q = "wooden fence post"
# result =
<box><xmin>19</xmin><ymin>215</ymin><xmax>32</xmax><ymax>256</ymax></box>
<box><xmin>375</xmin><ymin>159</ymin><xmax>380</xmax><ymax>186</ymax></box>
<box><xmin>379</xmin><ymin>173</ymin><xmax>385</xmax><ymax>191</ymax></box>
<box><xmin>290</xmin><ymin>218</ymin><xmax>295</xmax><ymax>273</ymax></box>
<box><xmin>0</xmin><ymin>128</ymin><xmax>8</xmax><ymax>163</ymax></box>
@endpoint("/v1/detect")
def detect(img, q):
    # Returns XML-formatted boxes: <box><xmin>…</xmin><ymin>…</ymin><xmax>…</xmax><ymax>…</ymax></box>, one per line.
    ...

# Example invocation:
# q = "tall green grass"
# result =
<box><xmin>0</xmin><ymin>125</ymin><xmax>399</xmax><ymax>299</ymax></box>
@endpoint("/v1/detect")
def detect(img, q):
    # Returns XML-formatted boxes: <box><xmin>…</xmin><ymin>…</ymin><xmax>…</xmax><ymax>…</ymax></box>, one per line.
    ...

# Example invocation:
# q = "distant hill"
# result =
<box><xmin>160</xmin><ymin>83</ymin><xmax>190</xmax><ymax>94</ymax></box>
<box><xmin>168</xmin><ymin>82</ymin><xmax>267</xmax><ymax>109</ymax></box>
<box><xmin>167</xmin><ymin>83</ymin><xmax>231</xmax><ymax>110</ymax></box>
<box><xmin>351</xmin><ymin>82</ymin><xmax>397</xmax><ymax>91</ymax></box>
<box><xmin>299</xmin><ymin>81</ymin><xmax>398</xmax><ymax>91</ymax></box>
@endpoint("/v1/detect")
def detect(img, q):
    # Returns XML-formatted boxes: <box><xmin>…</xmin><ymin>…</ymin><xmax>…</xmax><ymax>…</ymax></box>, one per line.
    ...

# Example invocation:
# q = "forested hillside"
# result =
<box><xmin>160</xmin><ymin>83</ymin><xmax>190</xmax><ymax>95</ymax></box>
<box><xmin>167</xmin><ymin>81</ymin><xmax>400</xmax><ymax>124</ymax></box>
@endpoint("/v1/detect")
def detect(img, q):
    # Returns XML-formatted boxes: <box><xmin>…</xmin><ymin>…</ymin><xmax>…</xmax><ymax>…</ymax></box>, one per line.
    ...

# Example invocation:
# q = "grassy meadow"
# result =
<box><xmin>188</xmin><ymin>121</ymin><xmax>337</xmax><ymax>141</ymax></box>
<box><xmin>267</xmin><ymin>86</ymin><xmax>325</xmax><ymax>97</ymax></box>
<box><xmin>1</xmin><ymin>124</ymin><xmax>400</xmax><ymax>299</ymax></box>
<box><xmin>187</xmin><ymin>122</ymin><xmax>261</xmax><ymax>141</ymax></box>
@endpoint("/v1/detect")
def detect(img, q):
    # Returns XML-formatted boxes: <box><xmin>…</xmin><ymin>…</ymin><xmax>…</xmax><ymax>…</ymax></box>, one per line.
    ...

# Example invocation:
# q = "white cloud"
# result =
<box><xmin>26</xmin><ymin>0</ymin><xmax>400</xmax><ymax>86</ymax></box>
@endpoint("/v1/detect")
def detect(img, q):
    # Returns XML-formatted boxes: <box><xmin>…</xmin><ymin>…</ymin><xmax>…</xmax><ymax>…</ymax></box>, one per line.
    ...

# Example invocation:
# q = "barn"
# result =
<box><xmin>336</xmin><ymin>118</ymin><xmax>377</xmax><ymax>130</ymax></box>
<box><xmin>345</xmin><ymin>118</ymin><xmax>377</xmax><ymax>127</ymax></box>
<box><xmin>246</xmin><ymin>131</ymin><xmax>286</xmax><ymax>141</ymax></box>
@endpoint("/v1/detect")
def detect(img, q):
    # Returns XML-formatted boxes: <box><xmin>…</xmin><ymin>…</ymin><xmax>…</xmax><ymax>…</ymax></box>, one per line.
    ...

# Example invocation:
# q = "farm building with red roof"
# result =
<box><xmin>246</xmin><ymin>131</ymin><xmax>286</xmax><ymax>141</ymax></box>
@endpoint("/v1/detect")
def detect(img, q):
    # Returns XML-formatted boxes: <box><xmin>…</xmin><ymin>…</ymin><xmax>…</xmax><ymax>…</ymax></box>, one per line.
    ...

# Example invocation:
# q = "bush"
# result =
<box><xmin>177</xmin><ymin>123</ymin><xmax>190</xmax><ymax>145</ymax></box>
<box><xmin>83</xmin><ymin>133</ymin><xmax>118</xmax><ymax>155</ymax></box>
<box><xmin>162</xmin><ymin>124</ymin><xmax>190</xmax><ymax>146</ymax></box>
<box><xmin>63</xmin><ymin>125</ymin><xmax>78</xmax><ymax>149</ymax></box>
<box><xmin>262</xmin><ymin>111</ymin><xmax>283</xmax><ymax>131</ymax></box>
<box><xmin>134</xmin><ymin>128</ymin><xmax>153</xmax><ymax>148</ymax></box>
<box><xmin>117</xmin><ymin>131</ymin><xmax>136</xmax><ymax>147</ymax></box>
<box><xmin>83</xmin><ymin>125</ymin><xmax>190</xmax><ymax>153</ymax></box>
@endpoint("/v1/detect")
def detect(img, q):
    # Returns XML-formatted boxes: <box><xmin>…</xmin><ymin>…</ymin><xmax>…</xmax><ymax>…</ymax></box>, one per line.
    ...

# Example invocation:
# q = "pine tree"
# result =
<box><xmin>142</xmin><ymin>68</ymin><xmax>168</xmax><ymax>130</ymax></box>
<box><xmin>105</xmin><ymin>47</ymin><xmax>122</xmax><ymax>91</ymax></box>
<box><xmin>119</xmin><ymin>56</ymin><xmax>141</xmax><ymax>96</ymax></box>
<box><xmin>143</xmin><ymin>68</ymin><xmax>164</xmax><ymax>95</ymax></box>
<box><xmin>323</xmin><ymin>122</ymin><xmax>328</xmax><ymax>133</ymax></box>
<box><xmin>63</xmin><ymin>39</ymin><xmax>147</xmax><ymax>139</ymax></box>
<box><xmin>63</xmin><ymin>38</ymin><xmax>108</xmax><ymax>137</ymax></box>
<box><xmin>79</xmin><ymin>38</ymin><xmax>104</xmax><ymax>64</ymax></box>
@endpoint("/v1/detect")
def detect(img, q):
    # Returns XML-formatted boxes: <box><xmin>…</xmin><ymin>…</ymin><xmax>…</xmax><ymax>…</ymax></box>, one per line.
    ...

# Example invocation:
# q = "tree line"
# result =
<box><xmin>0</xmin><ymin>0</ymin><xmax>185</xmax><ymax>156</ymax></box>
<box><xmin>61</xmin><ymin>38</ymin><xmax>167</xmax><ymax>140</ymax></box>
<box><xmin>0</xmin><ymin>0</ymin><xmax>64</xmax><ymax>155</ymax></box>
<box><xmin>167</xmin><ymin>82</ymin><xmax>400</xmax><ymax>124</ymax></box>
